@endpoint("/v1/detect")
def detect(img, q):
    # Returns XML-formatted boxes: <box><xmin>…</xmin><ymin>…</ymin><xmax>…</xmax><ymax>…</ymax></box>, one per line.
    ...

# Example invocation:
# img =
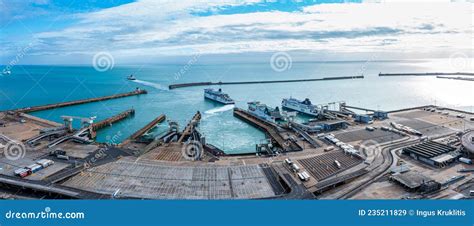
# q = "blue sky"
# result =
<box><xmin>0</xmin><ymin>0</ymin><xmax>472</xmax><ymax>64</ymax></box>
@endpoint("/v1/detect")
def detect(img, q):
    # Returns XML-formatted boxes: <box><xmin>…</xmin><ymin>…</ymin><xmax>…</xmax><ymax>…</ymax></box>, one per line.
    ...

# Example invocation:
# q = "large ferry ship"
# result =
<box><xmin>282</xmin><ymin>97</ymin><xmax>320</xmax><ymax>117</ymax></box>
<box><xmin>247</xmin><ymin>101</ymin><xmax>282</xmax><ymax>122</ymax></box>
<box><xmin>204</xmin><ymin>88</ymin><xmax>235</xmax><ymax>105</ymax></box>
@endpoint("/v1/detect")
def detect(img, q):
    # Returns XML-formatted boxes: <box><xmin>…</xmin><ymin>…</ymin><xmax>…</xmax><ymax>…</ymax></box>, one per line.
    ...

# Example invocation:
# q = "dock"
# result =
<box><xmin>342</xmin><ymin>105</ymin><xmax>376</xmax><ymax>112</ymax></box>
<box><xmin>120</xmin><ymin>114</ymin><xmax>166</xmax><ymax>146</ymax></box>
<box><xmin>168</xmin><ymin>76</ymin><xmax>364</xmax><ymax>89</ymax></box>
<box><xmin>233</xmin><ymin>108</ymin><xmax>302</xmax><ymax>152</ymax></box>
<box><xmin>91</xmin><ymin>109</ymin><xmax>135</xmax><ymax>131</ymax></box>
<box><xmin>177</xmin><ymin>111</ymin><xmax>202</xmax><ymax>143</ymax></box>
<box><xmin>14</xmin><ymin>89</ymin><xmax>147</xmax><ymax>113</ymax></box>
<box><xmin>379</xmin><ymin>72</ymin><xmax>474</xmax><ymax>77</ymax></box>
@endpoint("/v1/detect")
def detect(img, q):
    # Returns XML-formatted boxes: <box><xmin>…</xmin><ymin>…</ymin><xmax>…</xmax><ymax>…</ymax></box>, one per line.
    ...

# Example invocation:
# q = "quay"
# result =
<box><xmin>91</xmin><ymin>109</ymin><xmax>135</xmax><ymax>131</ymax></box>
<box><xmin>14</xmin><ymin>89</ymin><xmax>147</xmax><ymax>113</ymax></box>
<box><xmin>120</xmin><ymin>114</ymin><xmax>166</xmax><ymax>146</ymax></box>
<box><xmin>177</xmin><ymin>111</ymin><xmax>202</xmax><ymax>143</ymax></box>
<box><xmin>379</xmin><ymin>72</ymin><xmax>474</xmax><ymax>77</ymax></box>
<box><xmin>233</xmin><ymin>108</ymin><xmax>302</xmax><ymax>152</ymax></box>
<box><xmin>168</xmin><ymin>76</ymin><xmax>364</xmax><ymax>89</ymax></box>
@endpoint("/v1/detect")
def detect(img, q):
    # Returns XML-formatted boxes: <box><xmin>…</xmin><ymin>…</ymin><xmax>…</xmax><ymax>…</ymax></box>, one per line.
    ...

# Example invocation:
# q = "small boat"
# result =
<box><xmin>127</xmin><ymin>74</ymin><xmax>136</xmax><ymax>80</ymax></box>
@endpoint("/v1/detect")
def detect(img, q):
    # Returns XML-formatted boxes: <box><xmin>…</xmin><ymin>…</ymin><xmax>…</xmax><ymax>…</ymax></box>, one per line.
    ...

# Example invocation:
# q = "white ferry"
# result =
<box><xmin>248</xmin><ymin>101</ymin><xmax>282</xmax><ymax>122</ymax></box>
<box><xmin>204</xmin><ymin>88</ymin><xmax>234</xmax><ymax>105</ymax></box>
<box><xmin>282</xmin><ymin>97</ymin><xmax>319</xmax><ymax>117</ymax></box>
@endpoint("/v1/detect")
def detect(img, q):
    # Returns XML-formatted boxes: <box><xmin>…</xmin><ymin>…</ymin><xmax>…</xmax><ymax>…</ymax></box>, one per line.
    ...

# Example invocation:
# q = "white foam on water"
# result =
<box><xmin>132</xmin><ymin>79</ymin><xmax>167</xmax><ymax>90</ymax></box>
<box><xmin>204</xmin><ymin>104</ymin><xmax>235</xmax><ymax>115</ymax></box>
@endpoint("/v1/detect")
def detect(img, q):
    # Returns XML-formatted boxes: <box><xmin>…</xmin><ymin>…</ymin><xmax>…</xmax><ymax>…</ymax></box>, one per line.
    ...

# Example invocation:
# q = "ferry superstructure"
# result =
<box><xmin>247</xmin><ymin>101</ymin><xmax>282</xmax><ymax>122</ymax></box>
<box><xmin>204</xmin><ymin>88</ymin><xmax>235</xmax><ymax>105</ymax></box>
<box><xmin>282</xmin><ymin>97</ymin><xmax>320</xmax><ymax>117</ymax></box>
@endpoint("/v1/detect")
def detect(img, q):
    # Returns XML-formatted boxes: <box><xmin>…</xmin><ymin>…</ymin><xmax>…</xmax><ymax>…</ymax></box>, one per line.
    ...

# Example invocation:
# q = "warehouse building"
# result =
<box><xmin>402</xmin><ymin>141</ymin><xmax>460</xmax><ymax>168</ymax></box>
<box><xmin>390</xmin><ymin>171</ymin><xmax>440</xmax><ymax>193</ymax></box>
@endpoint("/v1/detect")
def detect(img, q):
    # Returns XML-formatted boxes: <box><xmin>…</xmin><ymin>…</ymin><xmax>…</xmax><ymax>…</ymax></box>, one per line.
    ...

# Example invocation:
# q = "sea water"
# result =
<box><xmin>0</xmin><ymin>59</ymin><xmax>472</xmax><ymax>154</ymax></box>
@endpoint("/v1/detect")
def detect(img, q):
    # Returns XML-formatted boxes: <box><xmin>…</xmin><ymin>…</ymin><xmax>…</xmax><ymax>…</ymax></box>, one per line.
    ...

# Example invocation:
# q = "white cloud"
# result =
<box><xmin>8</xmin><ymin>1</ymin><xmax>474</xmax><ymax>63</ymax></box>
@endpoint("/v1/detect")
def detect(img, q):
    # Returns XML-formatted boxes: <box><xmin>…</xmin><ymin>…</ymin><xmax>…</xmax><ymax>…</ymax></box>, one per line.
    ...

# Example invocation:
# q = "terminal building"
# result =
<box><xmin>402</xmin><ymin>141</ymin><xmax>460</xmax><ymax>168</ymax></box>
<box><xmin>390</xmin><ymin>171</ymin><xmax>441</xmax><ymax>193</ymax></box>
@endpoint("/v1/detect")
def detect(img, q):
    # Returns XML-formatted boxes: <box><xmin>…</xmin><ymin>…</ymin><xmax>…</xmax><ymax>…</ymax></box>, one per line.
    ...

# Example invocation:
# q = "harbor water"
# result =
<box><xmin>1</xmin><ymin>59</ymin><xmax>473</xmax><ymax>154</ymax></box>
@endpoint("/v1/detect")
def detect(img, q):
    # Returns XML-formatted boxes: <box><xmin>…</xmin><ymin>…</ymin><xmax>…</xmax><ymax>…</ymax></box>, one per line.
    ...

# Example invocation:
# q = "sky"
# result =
<box><xmin>0</xmin><ymin>0</ymin><xmax>473</xmax><ymax>64</ymax></box>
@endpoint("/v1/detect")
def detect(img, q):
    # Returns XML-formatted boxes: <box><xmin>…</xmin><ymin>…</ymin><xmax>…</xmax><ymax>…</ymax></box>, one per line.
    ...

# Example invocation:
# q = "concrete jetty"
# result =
<box><xmin>177</xmin><ymin>111</ymin><xmax>202</xmax><ymax>143</ymax></box>
<box><xmin>91</xmin><ymin>109</ymin><xmax>135</xmax><ymax>131</ymax></box>
<box><xmin>168</xmin><ymin>76</ymin><xmax>364</xmax><ymax>89</ymax></box>
<box><xmin>14</xmin><ymin>89</ymin><xmax>147</xmax><ymax>113</ymax></box>
<box><xmin>379</xmin><ymin>72</ymin><xmax>474</xmax><ymax>77</ymax></box>
<box><xmin>120</xmin><ymin>114</ymin><xmax>166</xmax><ymax>146</ymax></box>
<box><xmin>233</xmin><ymin>108</ymin><xmax>302</xmax><ymax>152</ymax></box>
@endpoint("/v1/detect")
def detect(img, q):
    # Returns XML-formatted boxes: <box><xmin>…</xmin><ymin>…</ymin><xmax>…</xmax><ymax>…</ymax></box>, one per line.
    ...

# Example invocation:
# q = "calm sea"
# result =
<box><xmin>1</xmin><ymin>59</ymin><xmax>473</xmax><ymax>154</ymax></box>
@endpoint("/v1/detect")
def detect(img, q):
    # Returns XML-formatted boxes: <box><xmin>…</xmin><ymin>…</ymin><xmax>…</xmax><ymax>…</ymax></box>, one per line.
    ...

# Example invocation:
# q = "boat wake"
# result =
<box><xmin>205</xmin><ymin>104</ymin><xmax>235</xmax><ymax>115</ymax></box>
<box><xmin>132</xmin><ymin>80</ymin><xmax>167</xmax><ymax>91</ymax></box>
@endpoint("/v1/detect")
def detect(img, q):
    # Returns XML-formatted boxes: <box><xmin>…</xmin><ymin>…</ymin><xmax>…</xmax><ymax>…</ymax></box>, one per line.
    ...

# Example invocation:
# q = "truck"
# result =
<box><xmin>26</xmin><ymin>164</ymin><xmax>43</xmax><ymax>173</ymax></box>
<box><xmin>459</xmin><ymin>157</ymin><xmax>472</xmax><ymax>165</ymax></box>
<box><xmin>334</xmin><ymin>160</ymin><xmax>342</xmax><ymax>169</ymax></box>
<box><xmin>290</xmin><ymin>163</ymin><xmax>300</xmax><ymax>172</ymax></box>
<box><xmin>50</xmin><ymin>148</ymin><xmax>66</xmax><ymax>156</ymax></box>
<box><xmin>324</xmin><ymin>146</ymin><xmax>334</xmax><ymax>152</ymax></box>
<box><xmin>36</xmin><ymin>159</ymin><xmax>54</xmax><ymax>168</ymax></box>
<box><xmin>14</xmin><ymin>168</ymin><xmax>31</xmax><ymax>178</ymax></box>
<box><xmin>56</xmin><ymin>155</ymin><xmax>70</xmax><ymax>160</ymax></box>
<box><xmin>297</xmin><ymin>171</ymin><xmax>311</xmax><ymax>181</ymax></box>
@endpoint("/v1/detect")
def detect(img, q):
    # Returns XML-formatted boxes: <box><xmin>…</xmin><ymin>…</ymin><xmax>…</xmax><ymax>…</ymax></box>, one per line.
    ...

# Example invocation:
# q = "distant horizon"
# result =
<box><xmin>2</xmin><ymin>57</ymin><xmax>473</xmax><ymax>68</ymax></box>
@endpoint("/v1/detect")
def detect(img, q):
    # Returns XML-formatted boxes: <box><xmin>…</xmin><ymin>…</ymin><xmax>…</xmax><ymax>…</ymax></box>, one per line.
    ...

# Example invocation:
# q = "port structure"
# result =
<box><xmin>120</xmin><ymin>114</ymin><xmax>166</xmax><ymax>147</ymax></box>
<box><xmin>91</xmin><ymin>109</ymin><xmax>135</xmax><ymax>131</ymax></box>
<box><xmin>13</xmin><ymin>89</ymin><xmax>147</xmax><ymax>113</ymax></box>
<box><xmin>0</xmin><ymin>87</ymin><xmax>473</xmax><ymax>200</ymax></box>
<box><xmin>234</xmin><ymin>107</ymin><xmax>302</xmax><ymax>152</ymax></box>
<box><xmin>169</xmin><ymin>76</ymin><xmax>364</xmax><ymax>89</ymax></box>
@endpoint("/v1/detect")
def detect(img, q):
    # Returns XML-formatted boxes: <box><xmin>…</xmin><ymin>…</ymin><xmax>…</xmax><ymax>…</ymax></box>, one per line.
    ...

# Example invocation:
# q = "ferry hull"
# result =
<box><xmin>204</xmin><ymin>93</ymin><xmax>235</xmax><ymax>105</ymax></box>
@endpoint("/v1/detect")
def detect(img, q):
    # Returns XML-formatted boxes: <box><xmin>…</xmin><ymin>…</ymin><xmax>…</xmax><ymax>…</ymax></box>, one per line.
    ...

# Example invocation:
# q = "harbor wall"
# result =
<box><xmin>169</xmin><ymin>76</ymin><xmax>364</xmax><ymax>89</ymax></box>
